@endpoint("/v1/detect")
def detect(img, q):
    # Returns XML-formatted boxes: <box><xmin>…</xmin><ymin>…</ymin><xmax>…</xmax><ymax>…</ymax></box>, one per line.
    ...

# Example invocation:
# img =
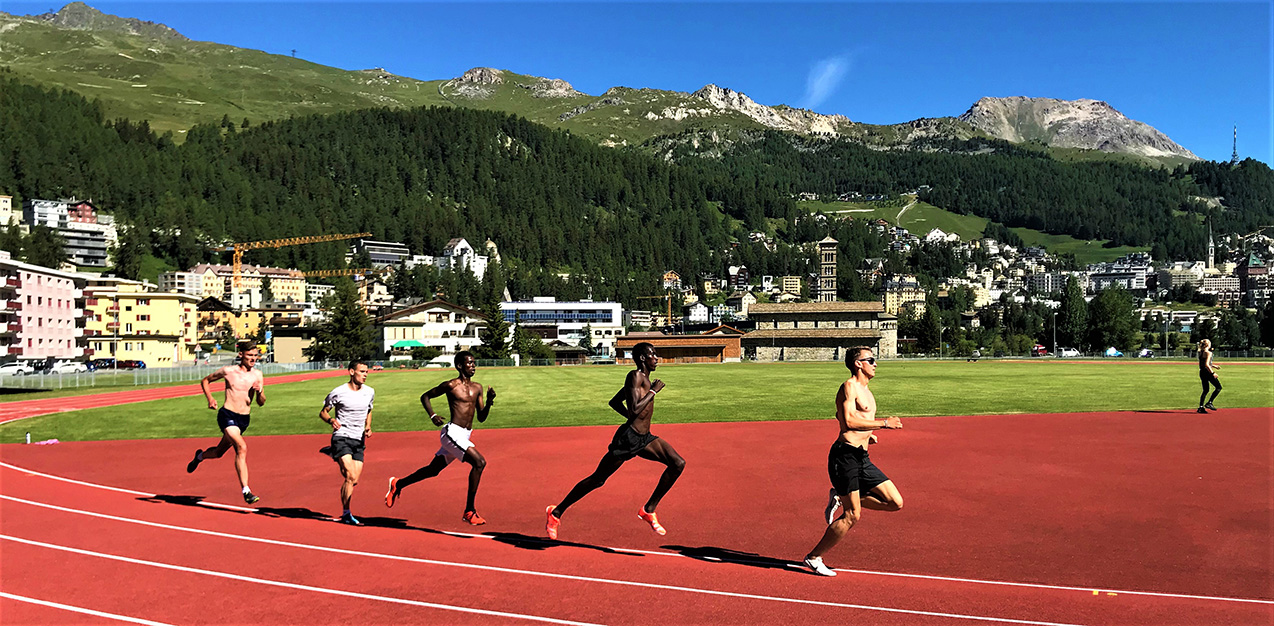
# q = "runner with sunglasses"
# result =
<box><xmin>803</xmin><ymin>346</ymin><xmax>904</xmax><ymax>577</ymax></box>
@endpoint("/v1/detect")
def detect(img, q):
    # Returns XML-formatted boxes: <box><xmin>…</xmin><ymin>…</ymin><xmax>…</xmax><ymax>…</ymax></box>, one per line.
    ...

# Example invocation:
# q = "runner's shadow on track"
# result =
<box><xmin>484</xmin><ymin>531</ymin><xmax>648</xmax><ymax>557</ymax></box>
<box><xmin>139</xmin><ymin>494</ymin><xmax>246</xmax><ymax>511</ymax></box>
<box><xmin>139</xmin><ymin>495</ymin><xmax>329</xmax><ymax>521</ymax></box>
<box><xmin>663</xmin><ymin>545</ymin><xmax>802</xmax><ymax>572</ymax></box>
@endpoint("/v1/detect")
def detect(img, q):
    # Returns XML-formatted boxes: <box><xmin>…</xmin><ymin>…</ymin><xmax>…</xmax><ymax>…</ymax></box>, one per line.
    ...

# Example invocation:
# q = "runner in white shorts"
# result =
<box><xmin>384</xmin><ymin>351</ymin><xmax>496</xmax><ymax>525</ymax></box>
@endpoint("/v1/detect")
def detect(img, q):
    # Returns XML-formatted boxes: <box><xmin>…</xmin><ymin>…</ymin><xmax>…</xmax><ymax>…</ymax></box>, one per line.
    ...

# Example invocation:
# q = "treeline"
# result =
<box><xmin>0</xmin><ymin>73</ymin><xmax>755</xmax><ymax>307</ymax></box>
<box><xmin>667</xmin><ymin>130</ymin><xmax>1274</xmax><ymax>260</ymax></box>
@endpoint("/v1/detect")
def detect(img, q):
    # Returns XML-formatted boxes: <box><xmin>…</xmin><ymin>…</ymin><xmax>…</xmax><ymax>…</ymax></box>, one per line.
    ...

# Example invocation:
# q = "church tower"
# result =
<box><xmin>817</xmin><ymin>237</ymin><xmax>838</xmax><ymax>302</ymax></box>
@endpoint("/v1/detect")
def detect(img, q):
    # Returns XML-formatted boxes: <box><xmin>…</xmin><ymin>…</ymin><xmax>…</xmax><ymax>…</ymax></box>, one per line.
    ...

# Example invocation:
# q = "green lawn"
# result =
<box><xmin>4</xmin><ymin>361</ymin><xmax>1270</xmax><ymax>443</ymax></box>
<box><xmin>1009</xmin><ymin>229</ymin><xmax>1149</xmax><ymax>265</ymax></box>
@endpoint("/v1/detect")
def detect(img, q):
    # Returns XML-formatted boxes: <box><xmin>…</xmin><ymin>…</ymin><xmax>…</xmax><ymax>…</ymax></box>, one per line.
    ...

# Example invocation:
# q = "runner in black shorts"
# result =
<box><xmin>320</xmin><ymin>361</ymin><xmax>374</xmax><ymax>526</ymax></box>
<box><xmin>216</xmin><ymin>408</ymin><xmax>251</xmax><ymax>433</ymax></box>
<box><xmin>804</xmin><ymin>346</ymin><xmax>903</xmax><ymax>577</ymax></box>
<box><xmin>1197</xmin><ymin>338</ymin><xmax>1221</xmax><ymax>413</ymax></box>
<box><xmin>187</xmin><ymin>343</ymin><xmax>266</xmax><ymax>504</ymax></box>
<box><xmin>546</xmin><ymin>342</ymin><xmax>685</xmax><ymax>539</ymax></box>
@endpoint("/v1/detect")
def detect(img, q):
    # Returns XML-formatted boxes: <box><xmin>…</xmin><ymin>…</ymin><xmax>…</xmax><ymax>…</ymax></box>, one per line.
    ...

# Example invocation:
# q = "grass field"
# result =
<box><xmin>1009</xmin><ymin>228</ymin><xmax>1150</xmax><ymax>266</ymax></box>
<box><xmin>3</xmin><ymin>361</ymin><xmax>1269</xmax><ymax>444</ymax></box>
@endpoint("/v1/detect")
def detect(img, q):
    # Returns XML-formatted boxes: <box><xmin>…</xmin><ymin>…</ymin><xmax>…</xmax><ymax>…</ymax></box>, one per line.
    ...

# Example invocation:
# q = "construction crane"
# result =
<box><xmin>216</xmin><ymin>232</ymin><xmax>372</xmax><ymax>292</ymax></box>
<box><xmin>302</xmin><ymin>266</ymin><xmax>394</xmax><ymax>279</ymax></box>
<box><xmin>636</xmin><ymin>293</ymin><xmax>674</xmax><ymax>326</ymax></box>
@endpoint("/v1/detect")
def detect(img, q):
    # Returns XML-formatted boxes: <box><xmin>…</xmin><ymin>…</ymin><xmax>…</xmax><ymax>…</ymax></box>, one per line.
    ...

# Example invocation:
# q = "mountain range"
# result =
<box><xmin>0</xmin><ymin>3</ymin><xmax>1199</xmax><ymax>166</ymax></box>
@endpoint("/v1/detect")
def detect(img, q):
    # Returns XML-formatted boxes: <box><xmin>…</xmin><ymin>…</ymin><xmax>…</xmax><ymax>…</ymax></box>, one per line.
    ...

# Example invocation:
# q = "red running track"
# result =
<box><xmin>1</xmin><ymin>408</ymin><xmax>1271</xmax><ymax>625</ymax></box>
<box><xmin>0</xmin><ymin>370</ymin><xmax>346</xmax><ymax>424</ymax></box>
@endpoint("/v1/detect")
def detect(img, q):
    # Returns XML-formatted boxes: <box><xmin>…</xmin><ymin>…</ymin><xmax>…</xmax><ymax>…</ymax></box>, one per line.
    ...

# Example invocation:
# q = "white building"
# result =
<box><xmin>376</xmin><ymin>299</ymin><xmax>487</xmax><ymax>358</ymax></box>
<box><xmin>500</xmin><ymin>297</ymin><xmax>624</xmax><ymax>356</ymax></box>
<box><xmin>158</xmin><ymin>271</ymin><xmax>204</xmax><ymax>297</ymax></box>
<box><xmin>405</xmin><ymin>238</ymin><xmax>491</xmax><ymax>281</ymax></box>
<box><xmin>307</xmin><ymin>283</ymin><xmax>336</xmax><ymax>304</ymax></box>
<box><xmin>348</xmin><ymin>239</ymin><xmax>411</xmax><ymax>268</ymax></box>
<box><xmin>684</xmin><ymin>302</ymin><xmax>709</xmax><ymax>323</ymax></box>
<box><xmin>0</xmin><ymin>195</ymin><xmax>15</xmax><ymax>227</ymax></box>
<box><xmin>22</xmin><ymin>199</ymin><xmax>118</xmax><ymax>267</ymax></box>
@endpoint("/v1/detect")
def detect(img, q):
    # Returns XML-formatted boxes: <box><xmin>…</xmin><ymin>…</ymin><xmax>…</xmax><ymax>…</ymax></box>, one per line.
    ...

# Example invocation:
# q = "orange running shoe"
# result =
<box><xmin>384</xmin><ymin>477</ymin><xmax>399</xmax><ymax>508</ymax></box>
<box><xmin>463</xmin><ymin>510</ymin><xmax>487</xmax><ymax>525</ymax></box>
<box><xmin>545</xmin><ymin>505</ymin><xmax>561</xmax><ymax>540</ymax></box>
<box><xmin>637</xmin><ymin>509</ymin><xmax>666</xmax><ymax>535</ymax></box>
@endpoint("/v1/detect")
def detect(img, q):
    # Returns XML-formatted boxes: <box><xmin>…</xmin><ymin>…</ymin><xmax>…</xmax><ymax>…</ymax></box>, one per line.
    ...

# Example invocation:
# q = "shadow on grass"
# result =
<box><xmin>136</xmin><ymin>495</ymin><xmax>645</xmax><ymax>557</ymax></box>
<box><xmin>662</xmin><ymin>544</ymin><xmax>804</xmax><ymax>573</ymax></box>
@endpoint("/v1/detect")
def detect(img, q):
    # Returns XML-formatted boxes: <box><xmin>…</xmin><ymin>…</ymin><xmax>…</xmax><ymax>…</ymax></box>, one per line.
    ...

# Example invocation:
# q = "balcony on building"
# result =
<box><xmin>0</xmin><ymin>276</ymin><xmax>17</xmax><ymax>290</ymax></box>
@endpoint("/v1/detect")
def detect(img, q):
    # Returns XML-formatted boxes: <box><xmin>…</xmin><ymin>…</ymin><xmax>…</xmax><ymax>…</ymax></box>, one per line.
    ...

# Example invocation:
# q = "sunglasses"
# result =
<box><xmin>856</xmin><ymin>357</ymin><xmax>877</xmax><ymax>365</ymax></box>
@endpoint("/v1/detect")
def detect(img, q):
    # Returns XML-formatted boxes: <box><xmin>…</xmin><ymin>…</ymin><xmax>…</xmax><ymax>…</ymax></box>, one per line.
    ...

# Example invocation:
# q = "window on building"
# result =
<box><xmin>137</xmin><ymin>299</ymin><xmax>150</xmax><ymax>306</ymax></box>
<box><xmin>126</xmin><ymin>323</ymin><xmax>132</xmax><ymax>332</ymax></box>
<box><xmin>138</xmin><ymin>315</ymin><xmax>150</xmax><ymax>321</ymax></box>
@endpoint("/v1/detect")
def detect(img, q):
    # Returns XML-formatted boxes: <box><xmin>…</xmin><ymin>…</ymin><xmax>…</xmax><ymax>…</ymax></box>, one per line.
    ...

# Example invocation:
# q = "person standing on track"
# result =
<box><xmin>320</xmin><ymin>361</ymin><xmax>375</xmax><ymax>526</ymax></box>
<box><xmin>1197</xmin><ymin>338</ymin><xmax>1222</xmax><ymax>413</ymax></box>
<box><xmin>545</xmin><ymin>341</ymin><xmax>685</xmax><ymax>540</ymax></box>
<box><xmin>803</xmin><ymin>345</ymin><xmax>903</xmax><ymax>577</ymax></box>
<box><xmin>186</xmin><ymin>342</ymin><xmax>267</xmax><ymax>504</ymax></box>
<box><xmin>384</xmin><ymin>351</ymin><xmax>495</xmax><ymax>525</ymax></box>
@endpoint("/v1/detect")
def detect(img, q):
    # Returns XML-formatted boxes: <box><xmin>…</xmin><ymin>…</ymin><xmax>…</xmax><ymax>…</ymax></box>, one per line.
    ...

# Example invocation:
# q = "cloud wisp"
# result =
<box><xmin>800</xmin><ymin>55</ymin><xmax>851</xmax><ymax>110</ymax></box>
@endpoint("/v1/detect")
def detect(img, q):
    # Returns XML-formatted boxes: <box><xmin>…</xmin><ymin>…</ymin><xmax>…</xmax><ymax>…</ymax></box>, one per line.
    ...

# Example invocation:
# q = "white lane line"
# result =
<box><xmin>1</xmin><ymin>535</ymin><xmax>603</xmax><ymax>626</ymax></box>
<box><xmin>0</xmin><ymin>591</ymin><xmax>177</xmax><ymax>626</ymax></box>
<box><xmin>3</xmin><ymin>497</ymin><xmax>1087</xmax><ymax>626</ymax></box>
<box><xmin>5</xmin><ymin>462</ymin><xmax>1272</xmax><ymax>606</ymax></box>
<box><xmin>0</xmin><ymin>461</ymin><xmax>255</xmax><ymax>511</ymax></box>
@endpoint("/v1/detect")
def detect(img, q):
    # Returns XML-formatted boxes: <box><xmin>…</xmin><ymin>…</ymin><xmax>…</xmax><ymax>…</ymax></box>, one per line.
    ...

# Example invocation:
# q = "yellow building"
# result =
<box><xmin>881</xmin><ymin>280</ymin><xmax>927</xmax><ymax>316</ymax></box>
<box><xmin>190</xmin><ymin>264</ymin><xmax>307</xmax><ymax>302</ymax></box>
<box><xmin>83</xmin><ymin>277</ymin><xmax>199</xmax><ymax>367</ymax></box>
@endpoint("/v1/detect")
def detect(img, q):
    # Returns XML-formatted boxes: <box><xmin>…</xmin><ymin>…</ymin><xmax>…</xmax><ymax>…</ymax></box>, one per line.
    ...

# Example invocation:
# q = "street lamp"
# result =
<box><xmin>1052</xmin><ymin>310</ymin><xmax>1056</xmax><ymax>357</ymax></box>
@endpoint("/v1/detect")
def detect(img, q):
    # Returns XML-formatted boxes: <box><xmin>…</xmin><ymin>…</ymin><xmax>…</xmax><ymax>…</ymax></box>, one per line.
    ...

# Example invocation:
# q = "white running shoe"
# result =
<box><xmin>804</xmin><ymin>556</ymin><xmax>837</xmax><ymax>577</ymax></box>
<box><xmin>824</xmin><ymin>488</ymin><xmax>841</xmax><ymax>525</ymax></box>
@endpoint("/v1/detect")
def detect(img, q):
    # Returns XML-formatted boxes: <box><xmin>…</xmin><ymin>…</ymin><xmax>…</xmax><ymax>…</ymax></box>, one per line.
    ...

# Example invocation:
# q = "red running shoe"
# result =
<box><xmin>463</xmin><ymin>510</ymin><xmax>487</xmax><ymax>525</ymax></box>
<box><xmin>384</xmin><ymin>477</ymin><xmax>399</xmax><ymax>508</ymax></box>
<box><xmin>545</xmin><ymin>505</ymin><xmax>561</xmax><ymax>540</ymax></box>
<box><xmin>638</xmin><ymin>509</ymin><xmax>666</xmax><ymax>535</ymax></box>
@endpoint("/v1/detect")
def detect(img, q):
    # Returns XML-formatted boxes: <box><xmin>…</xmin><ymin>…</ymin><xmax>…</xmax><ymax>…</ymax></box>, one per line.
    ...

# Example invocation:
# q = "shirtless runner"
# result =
<box><xmin>803</xmin><ymin>345</ymin><xmax>903</xmax><ymax>576</ymax></box>
<box><xmin>187</xmin><ymin>342</ymin><xmax>267</xmax><ymax>504</ymax></box>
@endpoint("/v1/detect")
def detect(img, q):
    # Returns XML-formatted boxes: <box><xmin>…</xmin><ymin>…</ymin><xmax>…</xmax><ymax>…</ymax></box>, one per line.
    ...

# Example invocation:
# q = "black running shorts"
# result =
<box><xmin>329</xmin><ymin>435</ymin><xmax>365</xmax><ymax>462</ymax></box>
<box><xmin>216</xmin><ymin>408</ymin><xmax>251</xmax><ymax>433</ymax></box>
<box><xmin>827</xmin><ymin>440</ymin><xmax>889</xmax><ymax>497</ymax></box>
<box><xmin>607</xmin><ymin>423</ymin><xmax>658</xmax><ymax>461</ymax></box>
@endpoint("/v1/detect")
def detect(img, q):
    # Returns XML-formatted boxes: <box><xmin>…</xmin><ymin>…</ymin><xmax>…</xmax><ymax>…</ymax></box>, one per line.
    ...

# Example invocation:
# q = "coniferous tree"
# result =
<box><xmin>1087</xmin><ymin>287</ymin><xmax>1138</xmax><ymax>351</ymax></box>
<box><xmin>23</xmin><ymin>226</ymin><xmax>67</xmax><ymax>269</ymax></box>
<box><xmin>112</xmin><ymin>227</ymin><xmax>145</xmax><ymax>280</ymax></box>
<box><xmin>579</xmin><ymin>323</ymin><xmax>594</xmax><ymax>354</ymax></box>
<box><xmin>0</xmin><ymin>222</ymin><xmax>23</xmax><ymax>257</ymax></box>
<box><xmin>917</xmin><ymin>306</ymin><xmax>942</xmax><ymax>354</ymax></box>
<box><xmin>1057</xmin><ymin>277</ymin><xmax>1089</xmax><ymax>350</ymax></box>
<box><xmin>1261</xmin><ymin>301</ymin><xmax>1274</xmax><ymax>349</ymax></box>
<box><xmin>261</xmin><ymin>276</ymin><xmax>274</xmax><ymax>303</ymax></box>
<box><xmin>305</xmin><ymin>279</ymin><xmax>377</xmax><ymax>362</ymax></box>
<box><xmin>472</xmin><ymin>298</ymin><xmax>510</xmax><ymax>360</ymax></box>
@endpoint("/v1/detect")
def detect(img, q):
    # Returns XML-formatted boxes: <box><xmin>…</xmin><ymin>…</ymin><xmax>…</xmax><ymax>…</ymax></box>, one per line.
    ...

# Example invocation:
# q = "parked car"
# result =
<box><xmin>1136</xmin><ymin>348</ymin><xmax>1156</xmax><ymax>358</ymax></box>
<box><xmin>117</xmin><ymin>359</ymin><xmax>147</xmax><ymax>370</ymax></box>
<box><xmin>90</xmin><ymin>358</ymin><xmax>117</xmax><ymax>370</ymax></box>
<box><xmin>0</xmin><ymin>361</ymin><xmax>32</xmax><ymax>376</ymax></box>
<box><xmin>1058</xmin><ymin>347</ymin><xmax>1080</xmax><ymax>358</ymax></box>
<box><xmin>1030</xmin><ymin>344</ymin><xmax>1049</xmax><ymax>357</ymax></box>
<box><xmin>47</xmin><ymin>361</ymin><xmax>88</xmax><ymax>374</ymax></box>
<box><xmin>1104</xmin><ymin>347</ymin><xmax>1124</xmax><ymax>358</ymax></box>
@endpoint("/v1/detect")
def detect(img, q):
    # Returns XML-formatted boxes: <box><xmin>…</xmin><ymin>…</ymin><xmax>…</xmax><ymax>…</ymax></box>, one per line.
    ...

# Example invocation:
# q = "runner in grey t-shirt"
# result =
<box><xmin>320</xmin><ymin>361</ymin><xmax>374</xmax><ymax>526</ymax></box>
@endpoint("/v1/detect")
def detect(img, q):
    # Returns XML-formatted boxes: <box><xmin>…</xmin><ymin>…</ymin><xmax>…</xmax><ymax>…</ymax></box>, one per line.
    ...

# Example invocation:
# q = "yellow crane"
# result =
<box><xmin>636</xmin><ymin>293</ymin><xmax>674</xmax><ymax>325</ymax></box>
<box><xmin>216</xmin><ymin>232</ymin><xmax>372</xmax><ymax>292</ymax></box>
<box><xmin>302</xmin><ymin>266</ymin><xmax>394</xmax><ymax>279</ymax></box>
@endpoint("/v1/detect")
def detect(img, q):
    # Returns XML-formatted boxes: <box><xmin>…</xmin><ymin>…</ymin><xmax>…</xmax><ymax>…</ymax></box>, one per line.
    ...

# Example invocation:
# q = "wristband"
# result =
<box><xmin>430</xmin><ymin>413</ymin><xmax>439</xmax><ymax>420</ymax></box>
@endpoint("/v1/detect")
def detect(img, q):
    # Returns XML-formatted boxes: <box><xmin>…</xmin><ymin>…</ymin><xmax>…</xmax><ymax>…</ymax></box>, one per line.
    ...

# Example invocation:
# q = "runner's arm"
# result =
<box><xmin>841</xmin><ymin>382</ymin><xmax>898</xmax><ymax>430</ymax></box>
<box><xmin>476</xmin><ymin>386</ymin><xmax>495</xmax><ymax>423</ymax></box>
<box><xmin>364</xmin><ymin>409</ymin><xmax>372</xmax><ymax>438</ymax></box>
<box><xmin>200</xmin><ymin>368</ymin><xmax>226</xmax><ymax>409</ymax></box>
<box><xmin>252</xmin><ymin>372</ymin><xmax>266</xmax><ymax>406</ymax></box>
<box><xmin>608</xmin><ymin>388</ymin><xmax>628</xmax><ymax>419</ymax></box>
<box><xmin>421</xmin><ymin>382</ymin><xmax>448</xmax><ymax>426</ymax></box>
<box><xmin>320</xmin><ymin>404</ymin><xmax>340</xmax><ymax>431</ymax></box>
<box><xmin>626</xmin><ymin>371</ymin><xmax>660</xmax><ymax>414</ymax></box>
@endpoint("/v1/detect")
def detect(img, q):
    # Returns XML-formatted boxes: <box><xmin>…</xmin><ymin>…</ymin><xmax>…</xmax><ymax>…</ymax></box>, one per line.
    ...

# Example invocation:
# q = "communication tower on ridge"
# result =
<box><xmin>1231</xmin><ymin>125</ymin><xmax>1239</xmax><ymax>166</ymax></box>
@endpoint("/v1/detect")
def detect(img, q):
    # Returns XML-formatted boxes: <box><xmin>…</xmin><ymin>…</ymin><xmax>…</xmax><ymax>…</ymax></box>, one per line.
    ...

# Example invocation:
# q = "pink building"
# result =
<box><xmin>0</xmin><ymin>252</ymin><xmax>87</xmax><ymax>362</ymax></box>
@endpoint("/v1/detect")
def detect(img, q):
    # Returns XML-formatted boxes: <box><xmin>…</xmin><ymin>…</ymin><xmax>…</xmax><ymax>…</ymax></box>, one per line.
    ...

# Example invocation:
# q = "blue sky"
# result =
<box><xmin>10</xmin><ymin>1</ymin><xmax>1272</xmax><ymax>163</ymax></box>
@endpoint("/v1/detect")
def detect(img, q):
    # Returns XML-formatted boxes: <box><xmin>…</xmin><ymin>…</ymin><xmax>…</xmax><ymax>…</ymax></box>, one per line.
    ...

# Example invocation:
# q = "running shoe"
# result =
<box><xmin>339</xmin><ymin>513</ymin><xmax>363</xmax><ymax>526</ymax></box>
<box><xmin>1197</xmin><ymin>407</ymin><xmax>1208</xmax><ymax>414</ymax></box>
<box><xmin>385</xmin><ymin>477</ymin><xmax>399</xmax><ymax>508</ymax></box>
<box><xmin>824</xmin><ymin>488</ymin><xmax>842</xmax><ymax>525</ymax></box>
<box><xmin>462</xmin><ymin>510</ymin><xmax>487</xmax><ymax>525</ymax></box>
<box><xmin>186</xmin><ymin>449</ymin><xmax>202</xmax><ymax>474</ymax></box>
<box><xmin>243</xmin><ymin>491</ymin><xmax>260</xmax><ymax>505</ymax></box>
<box><xmin>637</xmin><ymin>509</ymin><xmax>667</xmax><ymax>536</ymax></box>
<box><xmin>804</xmin><ymin>555</ymin><xmax>837</xmax><ymax>577</ymax></box>
<box><xmin>1205</xmin><ymin>402</ymin><xmax>1218</xmax><ymax>411</ymax></box>
<box><xmin>545</xmin><ymin>505</ymin><xmax>561</xmax><ymax>540</ymax></box>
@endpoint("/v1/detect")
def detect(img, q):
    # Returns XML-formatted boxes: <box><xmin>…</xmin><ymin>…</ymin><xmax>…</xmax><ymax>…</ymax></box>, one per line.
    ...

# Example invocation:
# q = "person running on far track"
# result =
<box><xmin>1197</xmin><ymin>338</ymin><xmax>1222</xmax><ymax>413</ymax></box>
<box><xmin>384</xmin><ymin>351</ymin><xmax>495</xmax><ymax>525</ymax></box>
<box><xmin>187</xmin><ymin>342</ymin><xmax>267</xmax><ymax>504</ymax></box>
<box><xmin>320</xmin><ymin>361</ymin><xmax>375</xmax><ymax>526</ymax></box>
<box><xmin>545</xmin><ymin>342</ymin><xmax>685</xmax><ymax>540</ymax></box>
<box><xmin>804</xmin><ymin>346</ymin><xmax>903</xmax><ymax>577</ymax></box>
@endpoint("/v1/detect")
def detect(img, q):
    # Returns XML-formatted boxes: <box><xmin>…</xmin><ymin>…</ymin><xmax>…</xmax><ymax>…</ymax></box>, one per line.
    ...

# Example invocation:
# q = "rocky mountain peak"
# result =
<box><xmin>959</xmin><ymin>96</ymin><xmax>1197</xmax><ymax>160</ymax></box>
<box><xmin>32</xmin><ymin>2</ymin><xmax>188</xmax><ymax>41</ymax></box>
<box><xmin>457</xmin><ymin>67</ymin><xmax>505</xmax><ymax>85</ymax></box>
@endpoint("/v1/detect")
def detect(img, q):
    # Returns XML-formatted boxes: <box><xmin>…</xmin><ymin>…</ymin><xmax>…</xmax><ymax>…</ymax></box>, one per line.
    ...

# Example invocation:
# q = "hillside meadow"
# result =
<box><xmin>3</xmin><ymin>360</ymin><xmax>1269</xmax><ymax>443</ymax></box>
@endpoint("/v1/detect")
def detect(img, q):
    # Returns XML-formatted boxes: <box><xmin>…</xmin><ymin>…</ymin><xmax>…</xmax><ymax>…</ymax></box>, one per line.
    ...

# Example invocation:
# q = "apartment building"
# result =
<box><xmin>22</xmin><ymin>199</ymin><xmax>118</xmax><ymax>267</ymax></box>
<box><xmin>0</xmin><ymin>252</ymin><xmax>87</xmax><ymax>362</ymax></box>
<box><xmin>189</xmin><ymin>264</ymin><xmax>307</xmax><ymax>303</ymax></box>
<box><xmin>500</xmin><ymin>297</ymin><xmax>625</xmax><ymax>356</ymax></box>
<box><xmin>376</xmin><ymin>299</ymin><xmax>487</xmax><ymax>358</ymax></box>
<box><xmin>83</xmin><ymin>277</ymin><xmax>198</xmax><ymax>366</ymax></box>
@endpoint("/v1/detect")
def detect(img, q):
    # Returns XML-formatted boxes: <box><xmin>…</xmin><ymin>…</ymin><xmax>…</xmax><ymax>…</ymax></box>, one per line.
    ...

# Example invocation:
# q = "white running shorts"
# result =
<box><xmin>436</xmin><ymin>423</ymin><xmax>474</xmax><ymax>465</ymax></box>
